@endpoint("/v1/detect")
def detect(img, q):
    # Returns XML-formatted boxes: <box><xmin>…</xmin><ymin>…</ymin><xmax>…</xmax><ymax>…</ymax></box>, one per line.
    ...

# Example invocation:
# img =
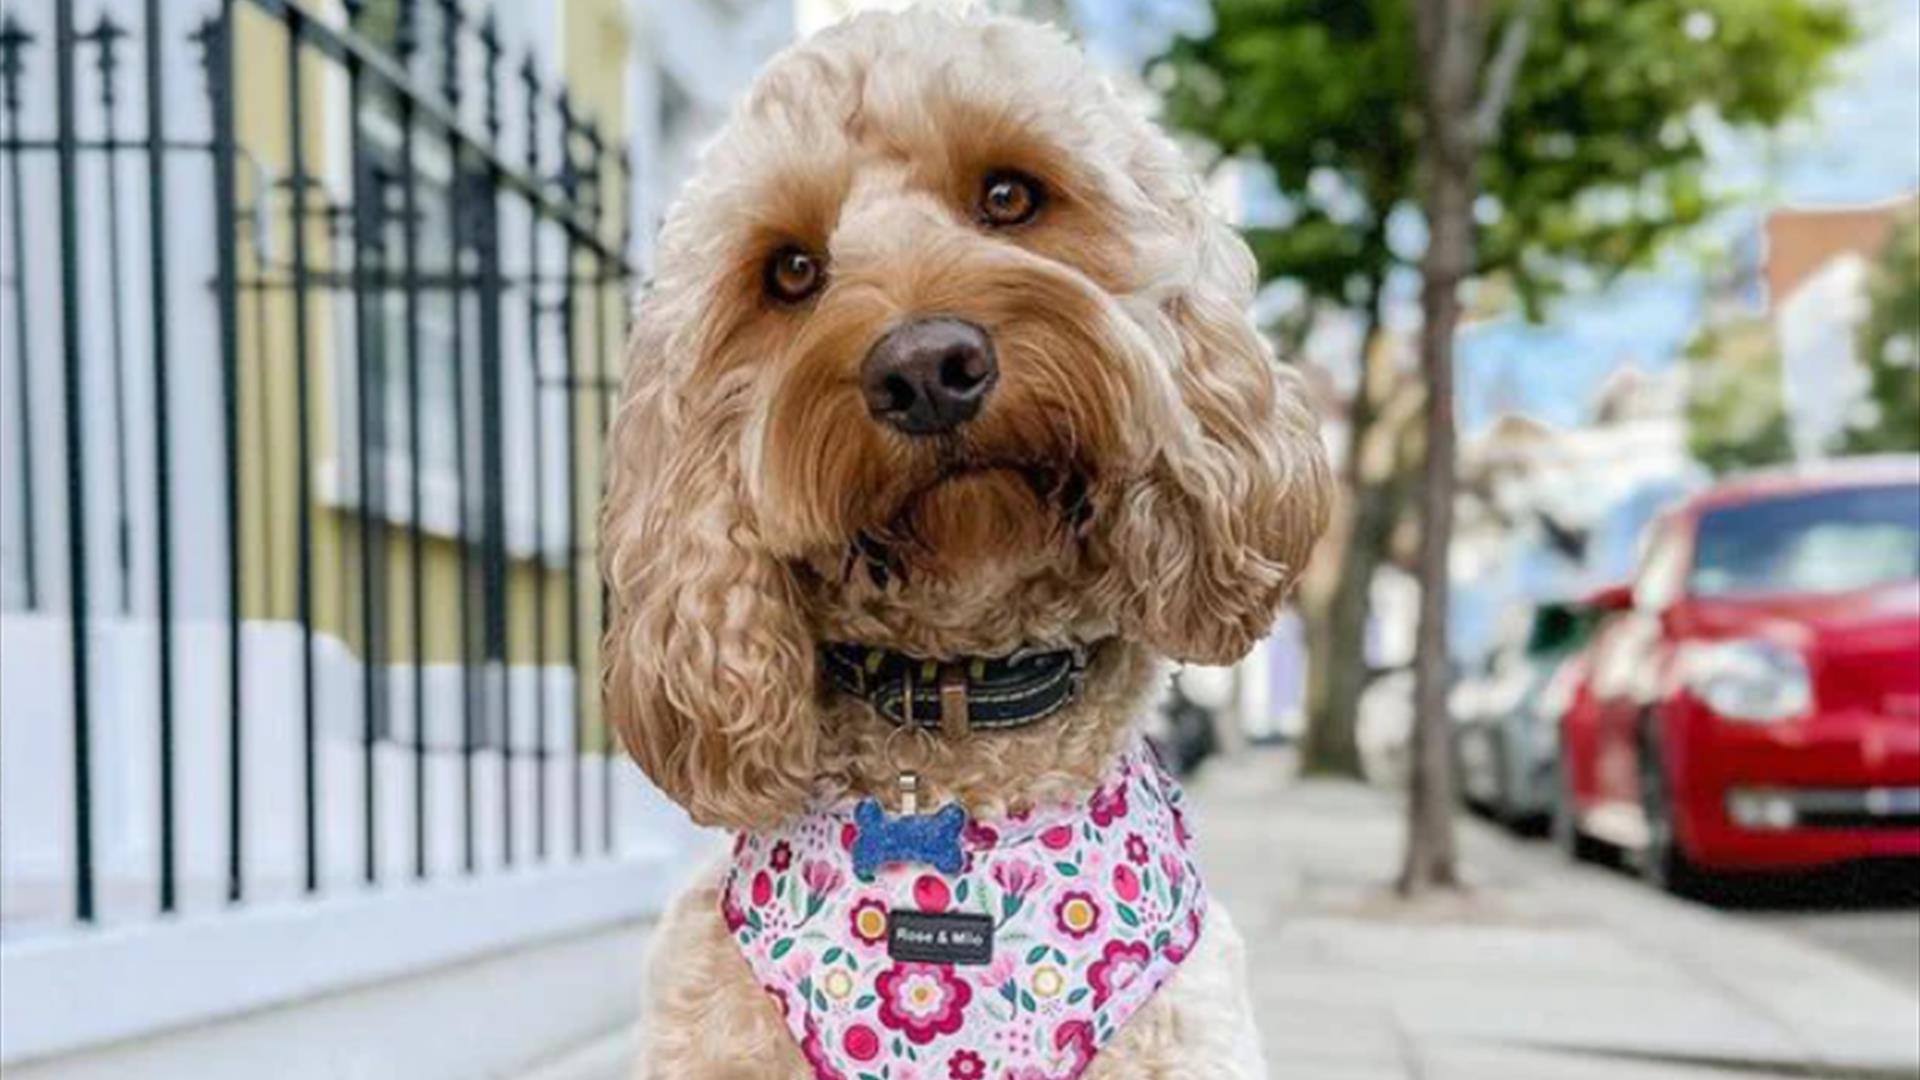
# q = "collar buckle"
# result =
<box><xmin>938</xmin><ymin>666</ymin><xmax>972</xmax><ymax>739</ymax></box>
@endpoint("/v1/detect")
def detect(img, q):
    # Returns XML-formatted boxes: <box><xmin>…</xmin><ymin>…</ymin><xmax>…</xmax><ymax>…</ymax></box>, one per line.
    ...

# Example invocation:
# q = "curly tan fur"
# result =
<box><xmin>601</xmin><ymin>9</ymin><xmax>1330</xmax><ymax>1075</ymax></box>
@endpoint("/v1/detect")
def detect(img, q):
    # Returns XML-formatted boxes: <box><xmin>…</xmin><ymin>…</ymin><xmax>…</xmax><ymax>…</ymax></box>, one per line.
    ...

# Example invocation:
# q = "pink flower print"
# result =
<box><xmin>985</xmin><ymin>952</ymin><xmax>1018</xmax><ymax>989</ymax></box>
<box><xmin>1113</xmin><ymin>862</ymin><xmax>1141</xmax><ymax>903</ymax></box>
<box><xmin>1053</xmin><ymin>889</ymin><xmax>1102</xmax><ymax>940</ymax></box>
<box><xmin>947</xmin><ymin>1049</ymin><xmax>986</xmax><ymax>1080</ymax></box>
<box><xmin>992</xmin><ymin>859</ymin><xmax>1043</xmax><ymax>899</ymax></box>
<box><xmin>802</xmin><ymin>857</ymin><xmax>844</xmax><ymax>898</ymax></box>
<box><xmin>1171</xmin><ymin>803</ymin><xmax>1191</xmax><ymax>845</ymax></box>
<box><xmin>849</xmin><ymin>896</ymin><xmax>889</xmax><ymax>946</ymax></box>
<box><xmin>840</xmin><ymin>821</ymin><xmax>859</xmax><ymax>851</ymax></box>
<box><xmin>1040</xmin><ymin>824</ymin><xmax>1075</xmax><ymax>850</ymax></box>
<box><xmin>1125</xmin><ymin>832</ymin><xmax>1150</xmax><ymax>865</ymax></box>
<box><xmin>841</xmin><ymin>1023</ymin><xmax>881</xmax><ymax>1063</ymax></box>
<box><xmin>1159</xmin><ymin>852</ymin><xmax>1186</xmax><ymax>891</ymax></box>
<box><xmin>799</xmin><ymin>1021</ymin><xmax>847</xmax><ymax>1080</ymax></box>
<box><xmin>722</xmin><ymin>888</ymin><xmax>747</xmax><ymax>933</ymax></box>
<box><xmin>1089</xmin><ymin>780</ymin><xmax>1128</xmax><ymax>827</ymax></box>
<box><xmin>750</xmin><ymin>870</ymin><xmax>773</xmax><ymax>908</ymax></box>
<box><xmin>780</xmin><ymin>945</ymin><xmax>813</xmax><ymax>984</ymax></box>
<box><xmin>875</xmin><ymin>963</ymin><xmax>972</xmax><ymax>1045</ymax></box>
<box><xmin>914</xmin><ymin>873</ymin><xmax>951</xmax><ymax>912</ymax></box>
<box><xmin>769</xmin><ymin>839</ymin><xmax>793</xmax><ymax>871</ymax></box>
<box><xmin>1167</xmin><ymin>907</ymin><xmax>1203</xmax><ymax>962</ymax></box>
<box><xmin>964</xmin><ymin>820</ymin><xmax>999</xmax><ymax>851</ymax></box>
<box><xmin>1053</xmin><ymin>1018</ymin><xmax>1097</xmax><ymax>1074</ymax></box>
<box><xmin>1087</xmin><ymin>938</ymin><xmax>1151</xmax><ymax>1007</ymax></box>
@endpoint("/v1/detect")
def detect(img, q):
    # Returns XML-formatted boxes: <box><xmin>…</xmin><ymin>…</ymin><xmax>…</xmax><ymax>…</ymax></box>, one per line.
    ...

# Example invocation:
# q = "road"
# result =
<box><xmin>1483</xmin><ymin>810</ymin><xmax>1920</xmax><ymax>997</ymax></box>
<box><xmin>1723</xmin><ymin>864</ymin><xmax>1920</xmax><ymax>995</ymax></box>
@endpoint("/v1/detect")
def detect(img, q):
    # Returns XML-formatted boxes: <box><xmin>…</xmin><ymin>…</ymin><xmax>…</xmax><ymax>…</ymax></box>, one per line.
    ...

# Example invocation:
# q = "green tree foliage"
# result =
<box><xmin>1153</xmin><ymin>0</ymin><xmax>1855</xmax><ymax>312</ymax></box>
<box><xmin>1841</xmin><ymin>209</ymin><xmax>1920</xmax><ymax>454</ymax></box>
<box><xmin>1684</xmin><ymin>319</ymin><xmax>1796</xmax><ymax>474</ymax></box>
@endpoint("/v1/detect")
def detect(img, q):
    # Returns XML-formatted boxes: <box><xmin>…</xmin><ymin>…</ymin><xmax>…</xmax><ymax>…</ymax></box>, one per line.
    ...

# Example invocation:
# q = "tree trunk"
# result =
<box><xmin>1400</xmin><ymin>0</ymin><xmax>1484</xmax><ymax>896</ymax></box>
<box><xmin>1302</xmin><ymin>288</ymin><xmax>1388</xmax><ymax>779</ymax></box>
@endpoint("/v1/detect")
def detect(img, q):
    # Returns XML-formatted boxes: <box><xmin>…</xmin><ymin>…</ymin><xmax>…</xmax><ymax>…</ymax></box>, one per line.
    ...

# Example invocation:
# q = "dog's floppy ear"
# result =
<box><xmin>1108</xmin><ymin>195</ymin><xmax>1333</xmax><ymax>665</ymax></box>
<box><xmin>601</xmin><ymin>304</ymin><xmax>818</xmax><ymax>831</ymax></box>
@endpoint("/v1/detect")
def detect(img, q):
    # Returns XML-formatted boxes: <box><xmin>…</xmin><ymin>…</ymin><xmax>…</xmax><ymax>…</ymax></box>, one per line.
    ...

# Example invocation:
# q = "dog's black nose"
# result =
<box><xmin>861</xmin><ymin>317</ymin><xmax>997</xmax><ymax>436</ymax></box>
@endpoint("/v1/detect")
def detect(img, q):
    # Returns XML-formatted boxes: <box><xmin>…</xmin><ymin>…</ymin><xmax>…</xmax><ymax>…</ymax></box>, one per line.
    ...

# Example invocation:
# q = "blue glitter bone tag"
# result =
<box><xmin>852</xmin><ymin>799</ymin><xmax>967</xmax><ymax>879</ymax></box>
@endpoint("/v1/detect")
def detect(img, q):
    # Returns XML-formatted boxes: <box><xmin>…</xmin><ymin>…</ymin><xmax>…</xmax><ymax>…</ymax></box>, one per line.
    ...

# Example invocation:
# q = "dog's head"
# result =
<box><xmin>603</xmin><ymin>11</ymin><xmax>1330</xmax><ymax>828</ymax></box>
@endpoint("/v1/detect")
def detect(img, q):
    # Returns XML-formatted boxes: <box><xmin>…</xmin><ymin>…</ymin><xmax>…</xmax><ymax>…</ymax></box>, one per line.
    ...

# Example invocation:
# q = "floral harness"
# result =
<box><xmin>721</xmin><ymin>740</ymin><xmax>1207</xmax><ymax>1080</ymax></box>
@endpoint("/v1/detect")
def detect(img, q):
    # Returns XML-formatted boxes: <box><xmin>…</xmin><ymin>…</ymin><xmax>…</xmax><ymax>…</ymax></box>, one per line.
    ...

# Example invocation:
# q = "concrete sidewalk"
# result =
<box><xmin>1194</xmin><ymin>748</ymin><xmax>1920</xmax><ymax>1080</ymax></box>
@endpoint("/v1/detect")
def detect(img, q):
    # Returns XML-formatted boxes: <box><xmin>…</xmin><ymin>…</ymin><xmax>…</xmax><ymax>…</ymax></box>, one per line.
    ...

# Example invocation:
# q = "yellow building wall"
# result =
<box><xmin>227</xmin><ymin>0</ymin><xmax>630</xmax><ymax>735</ymax></box>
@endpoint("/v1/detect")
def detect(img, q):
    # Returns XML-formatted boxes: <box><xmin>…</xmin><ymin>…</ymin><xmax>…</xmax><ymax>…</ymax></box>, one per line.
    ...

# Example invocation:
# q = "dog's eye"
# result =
<box><xmin>979</xmin><ymin>170</ymin><xmax>1044</xmax><ymax>227</ymax></box>
<box><xmin>764</xmin><ymin>246</ymin><xmax>826</xmax><ymax>304</ymax></box>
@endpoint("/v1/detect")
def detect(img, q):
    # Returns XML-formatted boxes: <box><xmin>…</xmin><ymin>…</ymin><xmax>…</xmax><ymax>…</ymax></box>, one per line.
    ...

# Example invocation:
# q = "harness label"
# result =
<box><xmin>887</xmin><ymin>910</ymin><xmax>994</xmax><ymax>966</ymax></box>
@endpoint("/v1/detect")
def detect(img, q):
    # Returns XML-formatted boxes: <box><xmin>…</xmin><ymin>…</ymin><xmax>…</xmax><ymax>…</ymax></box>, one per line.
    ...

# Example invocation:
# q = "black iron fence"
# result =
<box><xmin>0</xmin><ymin>0</ymin><xmax>633</xmax><ymax>928</ymax></box>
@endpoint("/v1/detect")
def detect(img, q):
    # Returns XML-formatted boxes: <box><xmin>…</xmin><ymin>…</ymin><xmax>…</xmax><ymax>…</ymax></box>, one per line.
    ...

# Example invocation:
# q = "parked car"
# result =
<box><xmin>1455</xmin><ymin>599</ymin><xmax>1598</xmax><ymax>830</ymax></box>
<box><xmin>1556</xmin><ymin>457</ymin><xmax>1920</xmax><ymax>894</ymax></box>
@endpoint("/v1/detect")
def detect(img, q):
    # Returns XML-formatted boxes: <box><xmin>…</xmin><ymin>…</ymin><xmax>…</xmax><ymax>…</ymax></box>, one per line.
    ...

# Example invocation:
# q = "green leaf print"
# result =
<box><xmin>1117</xmin><ymin>904</ymin><xmax>1141</xmax><ymax>928</ymax></box>
<box><xmin>771</xmin><ymin>938</ymin><xmax>794</xmax><ymax>960</ymax></box>
<box><xmin>1054</xmin><ymin>862</ymin><xmax>1080</xmax><ymax>877</ymax></box>
<box><xmin>1026</xmin><ymin>945</ymin><xmax>1050</xmax><ymax>964</ymax></box>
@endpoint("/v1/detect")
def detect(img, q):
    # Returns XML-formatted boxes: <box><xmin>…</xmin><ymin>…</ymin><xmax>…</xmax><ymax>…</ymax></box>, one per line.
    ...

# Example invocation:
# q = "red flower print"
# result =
<box><xmin>991</xmin><ymin>859</ymin><xmax>1043</xmax><ymax>899</ymax></box>
<box><xmin>947</xmin><ymin>1049</ymin><xmax>986</xmax><ymax>1080</ymax></box>
<box><xmin>1052</xmin><ymin>889</ymin><xmax>1102</xmax><ymax>940</ymax></box>
<box><xmin>1113</xmin><ymin>863</ymin><xmax>1140</xmax><ymax>903</ymax></box>
<box><xmin>1087</xmin><ymin>939</ymin><xmax>1151</xmax><ymax>1007</ymax></box>
<box><xmin>840</xmin><ymin>821</ymin><xmax>859</xmax><ymax>851</ymax></box>
<box><xmin>722</xmin><ymin>888</ymin><xmax>747</xmax><ymax>932</ymax></box>
<box><xmin>1040</xmin><ymin>824</ymin><xmax>1075</xmax><ymax>850</ymax></box>
<box><xmin>842</xmin><ymin>1023</ymin><xmax>881</xmax><ymax>1062</ymax></box>
<box><xmin>1124</xmin><ymin>832</ymin><xmax>1149</xmax><ymax>865</ymax></box>
<box><xmin>733</xmin><ymin>832</ymin><xmax>748</xmax><ymax>856</ymax></box>
<box><xmin>875</xmin><ymin>963</ymin><xmax>972</xmax><ymax>1045</ymax></box>
<box><xmin>798</xmin><ymin>1020</ymin><xmax>847</xmax><ymax>1080</ymax></box>
<box><xmin>1053</xmin><ymin>1018</ymin><xmax>1096</xmax><ymax>1074</ymax></box>
<box><xmin>751</xmin><ymin>870</ymin><xmax>773</xmax><ymax>908</ymax></box>
<box><xmin>770</xmin><ymin>840</ymin><xmax>793</xmax><ymax>871</ymax></box>
<box><xmin>914</xmin><ymin>873</ymin><xmax>951</xmax><ymax>912</ymax></box>
<box><xmin>964</xmin><ymin>820</ymin><xmax>999</xmax><ymax>850</ymax></box>
<box><xmin>1171</xmin><ymin>803</ymin><xmax>1190</xmax><ymax>845</ymax></box>
<box><xmin>850</xmin><ymin>897</ymin><xmax>889</xmax><ymax>946</ymax></box>
<box><xmin>1089</xmin><ymin>780</ymin><xmax>1128</xmax><ymax>827</ymax></box>
<box><xmin>801</xmin><ymin>857</ymin><xmax>844</xmax><ymax>898</ymax></box>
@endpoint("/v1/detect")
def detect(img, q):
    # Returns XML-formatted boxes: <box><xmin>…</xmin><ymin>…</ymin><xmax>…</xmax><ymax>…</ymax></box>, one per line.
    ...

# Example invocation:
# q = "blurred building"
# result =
<box><xmin>1763</xmin><ymin>194</ymin><xmax>1920</xmax><ymax>458</ymax></box>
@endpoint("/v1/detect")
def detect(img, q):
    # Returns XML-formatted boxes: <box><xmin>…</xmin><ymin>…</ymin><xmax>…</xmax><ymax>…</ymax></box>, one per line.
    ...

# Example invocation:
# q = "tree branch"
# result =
<box><xmin>1470</xmin><ymin>0</ymin><xmax>1538</xmax><ymax>146</ymax></box>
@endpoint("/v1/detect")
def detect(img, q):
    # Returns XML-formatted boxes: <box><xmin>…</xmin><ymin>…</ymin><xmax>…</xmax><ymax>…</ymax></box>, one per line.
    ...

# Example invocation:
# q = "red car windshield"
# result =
<box><xmin>1690</xmin><ymin>482</ymin><xmax>1920</xmax><ymax>599</ymax></box>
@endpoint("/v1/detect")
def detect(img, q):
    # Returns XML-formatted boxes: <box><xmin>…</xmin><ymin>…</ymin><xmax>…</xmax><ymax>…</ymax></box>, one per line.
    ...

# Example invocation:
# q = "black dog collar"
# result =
<box><xmin>821</xmin><ymin>642</ymin><xmax>1092</xmax><ymax>736</ymax></box>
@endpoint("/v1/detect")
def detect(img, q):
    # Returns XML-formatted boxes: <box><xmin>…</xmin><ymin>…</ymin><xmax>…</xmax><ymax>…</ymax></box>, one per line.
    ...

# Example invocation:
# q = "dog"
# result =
<box><xmin>601</xmin><ymin>9</ymin><xmax>1331</xmax><ymax>1077</ymax></box>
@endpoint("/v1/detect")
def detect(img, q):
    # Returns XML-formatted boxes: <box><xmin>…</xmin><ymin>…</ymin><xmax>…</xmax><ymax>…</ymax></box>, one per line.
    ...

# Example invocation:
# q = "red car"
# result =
<box><xmin>1555</xmin><ymin>457</ymin><xmax>1920</xmax><ymax>894</ymax></box>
